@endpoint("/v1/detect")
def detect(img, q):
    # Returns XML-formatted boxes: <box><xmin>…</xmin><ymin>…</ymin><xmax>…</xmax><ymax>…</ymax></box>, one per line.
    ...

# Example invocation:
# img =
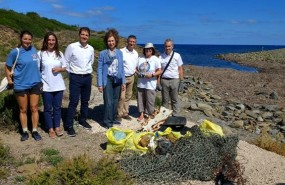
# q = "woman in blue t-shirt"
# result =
<box><xmin>5</xmin><ymin>30</ymin><xmax>42</xmax><ymax>142</ymax></box>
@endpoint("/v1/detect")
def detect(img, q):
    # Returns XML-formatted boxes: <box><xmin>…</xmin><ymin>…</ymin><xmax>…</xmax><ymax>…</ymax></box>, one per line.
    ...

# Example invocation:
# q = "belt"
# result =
<box><xmin>161</xmin><ymin>77</ymin><xmax>175</xmax><ymax>80</ymax></box>
<box><xmin>70</xmin><ymin>73</ymin><xmax>91</xmax><ymax>77</ymax></box>
<box><xmin>125</xmin><ymin>73</ymin><xmax>135</xmax><ymax>77</ymax></box>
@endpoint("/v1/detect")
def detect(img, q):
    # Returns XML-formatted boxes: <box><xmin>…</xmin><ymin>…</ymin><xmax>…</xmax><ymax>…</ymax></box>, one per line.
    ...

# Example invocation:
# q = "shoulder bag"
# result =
<box><xmin>156</xmin><ymin>51</ymin><xmax>175</xmax><ymax>91</ymax></box>
<box><xmin>0</xmin><ymin>48</ymin><xmax>20</xmax><ymax>92</ymax></box>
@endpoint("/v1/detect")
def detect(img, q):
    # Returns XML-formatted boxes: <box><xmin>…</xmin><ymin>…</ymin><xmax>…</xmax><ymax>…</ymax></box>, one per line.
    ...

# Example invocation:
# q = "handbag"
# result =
<box><xmin>0</xmin><ymin>48</ymin><xmax>20</xmax><ymax>92</ymax></box>
<box><xmin>156</xmin><ymin>51</ymin><xmax>175</xmax><ymax>91</ymax></box>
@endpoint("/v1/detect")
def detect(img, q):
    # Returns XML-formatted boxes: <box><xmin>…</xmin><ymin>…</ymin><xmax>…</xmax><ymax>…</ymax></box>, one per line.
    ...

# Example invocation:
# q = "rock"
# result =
<box><xmin>269</xmin><ymin>129</ymin><xmax>280</xmax><ymax>136</ymax></box>
<box><xmin>235</xmin><ymin>104</ymin><xmax>246</xmax><ymax>112</ymax></box>
<box><xmin>231</xmin><ymin>120</ymin><xmax>244</xmax><ymax>128</ymax></box>
<box><xmin>197</xmin><ymin>103</ymin><xmax>212</xmax><ymax>111</ymax></box>
<box><xmin>261</xmin><ymin>112</ymin><xmax>273</xmax><ymax>119</ymax></box>
<box><xmin>211</xmin><ymin>95</ymin><xmax>221</xmax><ymax>100</ymax></box>
<box><xmin>221</xmin><ymin>125</ymin><xmax>233</xmax><ymax>135</ymax></box>
<box><xmin>245</xmin><ymin>110</ymin><xmax>258</xmax><ymax>119</ymax></box>
<box><xmin>269</xmin><ymin>91</ymin><xmax>279</xmax><ymax>99</ymax></box>
<box><xmin>203</xmin><ymin>109</ymin><xmax>213</xmax><ymax>117</ymax></box>
<box><xmin>257</xmin><ymin>116</ymin><xmax>264</xmax><ymax>122</ymax></box>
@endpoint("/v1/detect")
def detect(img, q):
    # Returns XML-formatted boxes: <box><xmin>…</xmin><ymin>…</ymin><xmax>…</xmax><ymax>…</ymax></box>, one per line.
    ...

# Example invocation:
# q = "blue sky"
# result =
<box><xmin>1</xmin><ymin>0</ymin><xmax>285</xmax><ymax>45</ymax></box>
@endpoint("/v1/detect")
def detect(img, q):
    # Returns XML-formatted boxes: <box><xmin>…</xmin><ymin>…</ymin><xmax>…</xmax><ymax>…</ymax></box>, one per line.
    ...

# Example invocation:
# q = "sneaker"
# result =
<box><xmin>20</xmin><ymin>132</ymin><xmax>29</xmax><ymax>141</ymax></box>
<box><xmin>123</xmin><ymin>115</ymin><xmax>132</xmax><ymax>121</ymax></box>
<box><xmin>102</xmin><ymin>125</ymin><xmax>112</xmax><ymax>129</ymax></box>
<box><xmin>116</xmin><ymin>116</ymin><xmax>122</xmax><ymax>122</ymax></box>
<box><xmin>113</xmin><ymin>121</ymin><xmax>121</xmax><ymax>125</ymax></box>
<box><xmin>55</xmin><ymin>128</ymin><xmax>63</xmax><ymax>137</ymax></box>
<box><xmin>78</xmin><ymin>121</ymin><xmax>92</xmax><ymax>130</ymax></box>
<box><xmin>66</xmin><ymin>127</ymin><xmax>76</xmax><ymax>137</ymax></box>
<box><xmin>32</xmin><ymin>131</ymin><xmax>42</xmax><ymax>141</ymax></box>
<box><xmin>49</xmin><ymin>130</ymin><xmax>56</xmax><ymax>139</ymax></box>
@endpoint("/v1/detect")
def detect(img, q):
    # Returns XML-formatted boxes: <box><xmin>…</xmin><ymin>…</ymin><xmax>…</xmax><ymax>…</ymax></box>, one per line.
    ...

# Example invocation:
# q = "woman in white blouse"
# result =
<box><xmin>38</xmin><ymin>32</ymin><xmax>66</xmax><ymax>139</ymax></box>
<box><xmin>137</xmin><ymin>43</ymin><xmax>161</xmax><ymax>122</ymax></box>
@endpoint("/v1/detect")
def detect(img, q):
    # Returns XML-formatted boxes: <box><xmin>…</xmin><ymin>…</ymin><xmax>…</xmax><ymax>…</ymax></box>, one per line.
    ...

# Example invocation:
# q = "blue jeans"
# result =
<box><xmin>65</xmin><ymin>73</ymin><xmax>91</xmax><ymax>129</ymax></box>
<box><xmin>42</xmin><ymin>91</ymin><xmax>64</xmax><ymax>130</ymax></box>
<box><xmin>103</xmin><ymin>77</ymin><xmax>121</xmax><ymax>126</ymax></box>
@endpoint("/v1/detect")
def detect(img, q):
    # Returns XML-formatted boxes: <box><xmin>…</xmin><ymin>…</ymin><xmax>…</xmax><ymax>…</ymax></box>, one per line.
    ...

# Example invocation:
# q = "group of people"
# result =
<box><xmin>4</xmin><ymin>27</ymin><xmax>184</xmax><ymax>141</ymax></box>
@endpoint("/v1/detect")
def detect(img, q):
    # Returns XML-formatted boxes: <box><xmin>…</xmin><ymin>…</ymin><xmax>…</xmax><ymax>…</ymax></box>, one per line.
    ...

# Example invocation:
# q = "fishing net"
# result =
<box><xmin>119</xmin><ymin>125</ymin><xmax>239</xmax><ymax>185</ymax></box>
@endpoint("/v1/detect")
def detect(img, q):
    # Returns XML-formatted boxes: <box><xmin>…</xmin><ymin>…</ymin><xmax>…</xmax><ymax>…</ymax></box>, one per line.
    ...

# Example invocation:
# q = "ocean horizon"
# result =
<box><xmin>138</xmin><ymin>44</ymin><xmax>285</xmax><ymax>72</ymax></box>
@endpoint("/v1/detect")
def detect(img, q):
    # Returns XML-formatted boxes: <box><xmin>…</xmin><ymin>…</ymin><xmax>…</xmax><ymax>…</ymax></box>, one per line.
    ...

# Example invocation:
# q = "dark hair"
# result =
<box><xmin>143</xmin><ymin>48</ymin><xmax>155</xmax><ymax>56</ymax></box>
<box><xmin>18</xmin><ymin>30</ymin><xmax>33</xmax><ymax>47</ymax></box>
<box><xmin>104</xmin><ymin>28</ymin><xmax>120</xmax><ymax>48</ymax></box>
<box><xmin>127</xmin><ymin>35</ymin><xmax>137</xmax><ymax>41</ymax></box>
<box><xmin>41</xmin><ymin>32</ymin><xmax>60</xmax><ymax>57</ymax></box>
<box><xmin>79</xmin><ymin>27</ymin><xmax>91</xmax><ymax>36</ymax></box>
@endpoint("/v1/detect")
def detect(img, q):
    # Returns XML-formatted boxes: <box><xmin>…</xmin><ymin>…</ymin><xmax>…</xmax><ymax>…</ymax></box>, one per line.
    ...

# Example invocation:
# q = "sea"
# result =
<box><xmin>139</xmin><ymin>44</ymin><xmax>285</xmax><ymax>72</ymax></box>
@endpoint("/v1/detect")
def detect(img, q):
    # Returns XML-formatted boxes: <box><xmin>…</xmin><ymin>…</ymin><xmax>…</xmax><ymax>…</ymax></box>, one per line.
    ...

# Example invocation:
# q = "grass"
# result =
<box><xmin>252</xmin><ymin>129</ymin><xmax>285</xmax><ymax>157</ymax></box>
<box><xmin>0</xmin><ymin>139</ymin><xmax>14</xmax><ymax>180</ymax></box>
<box><xmin>40</xmin><ymin>148</ymin><xmax>63</xmax><ymax>166</ymax></box>
<box><xmin>27</xmin><ymin>155</ymin><xmax>133</xmax><ymax>185</ymax></box>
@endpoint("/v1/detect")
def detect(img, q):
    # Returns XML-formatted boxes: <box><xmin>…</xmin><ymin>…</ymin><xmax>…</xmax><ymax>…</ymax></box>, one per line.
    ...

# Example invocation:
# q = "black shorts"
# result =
<box><xmin>14</xmin><ymin>82</ymin><xmax>43</xmax><ymax>96</ymax></box>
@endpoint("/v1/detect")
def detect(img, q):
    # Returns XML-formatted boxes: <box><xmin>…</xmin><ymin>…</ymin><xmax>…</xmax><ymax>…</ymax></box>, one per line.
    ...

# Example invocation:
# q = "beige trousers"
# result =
<box><xmin>117</xmin><ymin>75</ymin><xmax>134</xmax><ymax>117</ymax></box>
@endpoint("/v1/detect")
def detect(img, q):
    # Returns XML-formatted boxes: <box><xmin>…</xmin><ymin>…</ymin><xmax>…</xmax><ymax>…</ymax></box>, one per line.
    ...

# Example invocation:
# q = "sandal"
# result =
<box><xmin>55</xmin><ymin>128</ymin><xmax>63</xmax><ymax>137</ymax></box>
<box><xmin>49</xmin><ymin>130</ymin><xmax>56</xmax><ymax>139</ymax></box>
<box><xmin>137</xmin><ymin>116</ymin><xmax>144</xmax><ymax>122</ymax></box>
<box><xmin>149</xmin><ymin>114</ymin><xmax>155</xmax><ymax>119</ymax></box>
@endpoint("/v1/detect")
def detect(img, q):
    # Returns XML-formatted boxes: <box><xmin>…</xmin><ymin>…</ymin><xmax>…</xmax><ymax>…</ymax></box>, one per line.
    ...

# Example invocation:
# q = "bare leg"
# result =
<box><xmin>29</xmin><ymin>93</ymin><xmax>40</xmax><ymax>129</ymax></box>
<box><xmin>16</xmin><ymin>93</ymin><xmax>28</xmax><ymax>130</ymax></box>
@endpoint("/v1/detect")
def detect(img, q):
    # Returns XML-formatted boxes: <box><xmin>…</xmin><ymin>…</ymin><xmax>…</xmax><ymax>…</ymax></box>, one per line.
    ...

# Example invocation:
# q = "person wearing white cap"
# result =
<box><xmin>136</xmin><ymin>43</ymin><xmax>161</xmax><ymax>122</ymax></box>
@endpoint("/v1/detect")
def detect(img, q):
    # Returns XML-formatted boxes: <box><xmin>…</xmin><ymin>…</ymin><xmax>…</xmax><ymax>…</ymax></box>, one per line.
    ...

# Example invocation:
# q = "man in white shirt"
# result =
<box><xmin>159</xmin><ymin>39</ymin><xmax>184</xmax><ymax>117</ymax></box>
<box><xmin>117</xmin><ymin>35</ymin><xmax>139</xmax><ymax>121</ymax></box>
<box><xmin>64</xmin><ymin>27</ymin><xmax>95</xmax><ymax>136</ymax></box>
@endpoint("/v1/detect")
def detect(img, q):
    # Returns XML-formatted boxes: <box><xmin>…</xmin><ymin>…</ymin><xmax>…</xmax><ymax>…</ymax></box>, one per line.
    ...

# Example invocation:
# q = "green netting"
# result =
<box><xmin>119</xmin><ymin>125</ymin><xmax>239</xmax><ymax>185</ymax></box>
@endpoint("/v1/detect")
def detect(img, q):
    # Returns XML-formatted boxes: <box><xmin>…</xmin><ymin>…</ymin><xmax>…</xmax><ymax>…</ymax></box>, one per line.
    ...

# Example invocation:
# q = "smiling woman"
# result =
<box><xmin>5</xmin><ymin>30</ymin><xmax>43</xmax><ymax>142</ymax></box>
<box><xmin>39</xmin><ymin>32</ymin><xmax>66</xmax><ymax>139</ymax></box>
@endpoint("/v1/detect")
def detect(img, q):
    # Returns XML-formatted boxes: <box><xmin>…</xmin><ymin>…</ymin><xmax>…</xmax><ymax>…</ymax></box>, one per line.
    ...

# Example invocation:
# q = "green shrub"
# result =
<box><xmin>88</xmin><ymin>37</ymin><xmax>106</xmax><ymax>51</ymax></box>
<box><xmin>252</xmin><ymin>130</ymin><xmax>285</xmax><ymax>157</ymax></box>
<box><xmin>24</xmin><ymin>157</ymin><xmax>36</xmax><ymax>164</ymax></box>
<box><xmin>0</xmin><ymin>91</ymin><xmax>20</xmax><ymax>131</ymax></box>
<box><xmin>14</xmin><ymin>175</ymin><xmax>26</xmax><ymax>183</ymax></box>
<box><xmin>40</xmin><ymin>148</ymin><xmax>63</xmax><ymax>166</ymax></box>
<box><xmin>27</xmin><ymin>155</ymin><xmax>133</xmax><ymax>185</ymax></box>
<box><xmin>0</xmin><ymin>140</ymin><xmax>14</xmax><ymax>180</ymax></box>
<box><xmin>0</xmin><ymin>140</ymin><xmax>14</xmax><ymax>166</ymax></box>
<box><xmin>0</xmin><ymin>169</ymin><xmax>9</xmax><ymax>180</ymax></box>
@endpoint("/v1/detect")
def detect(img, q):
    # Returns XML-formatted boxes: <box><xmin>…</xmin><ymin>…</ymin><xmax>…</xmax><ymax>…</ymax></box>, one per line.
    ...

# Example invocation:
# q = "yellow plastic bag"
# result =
<box><xmin>156</xmin><ymin>127</ymin><xmax>192</xmax><ymax>140</ymax></box>
<box><xmin>124</xmin><ymin>132</ymin><xmax>154</xmax><ymax>154</ymax></box>
<box><xmin>199</xmin><ymin>119</ymin><xmax>224</xmax><ymax>137</ymax></box>
<box><xmin>106</xmin><ymin>127</ymin><xmax>134</xmax><ymax>154</ymax></box>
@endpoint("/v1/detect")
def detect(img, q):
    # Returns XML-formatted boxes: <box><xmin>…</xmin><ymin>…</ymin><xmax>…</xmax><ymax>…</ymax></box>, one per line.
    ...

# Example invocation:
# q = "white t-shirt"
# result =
<box><xmin>38</xmin><ymin>51</ymin><xmax>66</xmax><ymax>92</ymax></box>
<box><xmin>137</xmin><ymin>55</ymin><xmax>161</xmax><ymax>90</ymax></box>
<box><xmin>159</xmin><ymin>51</ymin><xmax>183</xmax><ymax>79</ymax></box>
<box><xmin>120</xmin><ymin>47</ymin><xmax>139</xmax><ymax>76</ymax></box>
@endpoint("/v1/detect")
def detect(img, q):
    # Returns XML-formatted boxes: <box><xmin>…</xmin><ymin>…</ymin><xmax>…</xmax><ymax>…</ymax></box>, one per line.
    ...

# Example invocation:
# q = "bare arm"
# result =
<box><xmin>5</xmin><ymin>65</ymin><xmax>13</xmax><ymax>85</ymax></box>
<box><xmin>178</xmin><ymin>66</ymin><xmax>184</xmax><ymax>81</ymax></box>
